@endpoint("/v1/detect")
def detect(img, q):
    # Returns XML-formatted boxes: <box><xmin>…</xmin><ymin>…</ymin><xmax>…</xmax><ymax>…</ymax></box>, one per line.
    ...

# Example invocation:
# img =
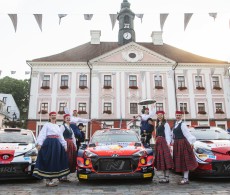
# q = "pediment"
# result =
<box><xmin>90</xmin><ymin>42</ymin><xmax>175</xmax><ymax>64</ymax></box>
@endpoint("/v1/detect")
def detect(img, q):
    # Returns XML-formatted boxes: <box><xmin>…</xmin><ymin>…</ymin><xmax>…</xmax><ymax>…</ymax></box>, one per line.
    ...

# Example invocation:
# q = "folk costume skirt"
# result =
<box><xmin>154</xmin><ymin>136</ymin><xmax>174</xmax><ymax>170</ymax></box>
<box><xmin>65</xmin><ymin>138</ymin><xmax>77</xmax><ymax>173</ymax></box>
<box><xmin>173</xmin><ymin>138</ymin><xmax>198</xmax><ymax>172</ymax></box>
<box><xmin>33</xmin><ymin>137</ymin><xmax>70</xmax><ymax>179</ymax></box>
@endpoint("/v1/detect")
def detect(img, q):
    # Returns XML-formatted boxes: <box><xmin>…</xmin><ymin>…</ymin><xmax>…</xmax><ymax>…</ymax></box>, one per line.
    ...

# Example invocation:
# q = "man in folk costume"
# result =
<box><xmin>140</xmin><ymin>118</ymin><xmax>154</xmax><ymax>146</ymax></box>
<box><xmin>154</xmin><ymin>110</ymin><xmax>174</xmax><ymax>183</ymax></box>
<box><xmin>59</xmin><ymin>114</ymin><xmax>77</xmax><ymax>182</ymax></box>
<box><xmin>64</xmin><ymin>105</ymin><xmax>91</xmax><ymax>140</ymax></box>
<box><xmin>33</xmin><ymin>112</ymin><xmax>70</xmax><ymax>187</ymax></box>
<box><xmin>172</xmin><ymin>111</ymin><xmax>198</xmax><ymax>185</ymax></box>
<box><xmin>140</xmin><ymin>104</ymin><xmax>156</xmax><ymax>140</ymax></box>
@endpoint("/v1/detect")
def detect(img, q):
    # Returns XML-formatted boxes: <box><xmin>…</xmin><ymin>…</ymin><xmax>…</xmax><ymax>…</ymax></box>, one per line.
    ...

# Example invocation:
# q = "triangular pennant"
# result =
<box><xmin>160</xmin><ymin>13</ymin><xmax>169</xmax><ymax>31</ymax></box>
<box><xmin>135</xmin><ymin>14</ymin><xmax>144</xmax><ymax>23</ymax></box>
<box><xmin>25</xmin><ymin>71</ymin><xmax>31</xmax><ymax>75</ymax></box>
<box><xmin>184</xmin><ymin>13</ymin><xmax>193</xmax><ymax>31</ymax></box>
<box><xmin>11</xmin><ymin>71</ymin><xmax>16</xmax><ymax>75</ymax></box>
<box><xmin>209</xmin><ymin>13</ymin><xmax>217</xmax><ymax>21</ymax></box>
<box><xmin>0</xmin><ymin>70</ymin><xmax>2</xmax><ymax>76</ymax></box>
<box><xmin>84</xmin><ymin>14</ymin><xmax>93</xmax><ymax>20</ymax></box>
<box><xmin>109</xmin><ymin>14</ymin><xmax>118</xmax><ymax>30</ymax></box>
<box><xmin>8</xmin><ymin>14</ymin><xmax>17</xmax><ymax>32</ymax></box>
<box><xmin>211</xmin><ymin>68</ymin><xmax>215</xmax><ymax>76</ymax></box>
<box><xmin>33</xmin><ymin>14</ymin><xmax>43</xmax><ymax>31</ymax></box>
<box><xmin>58</xmin><ymin>14</ymin><xmax>67</xmax><ymax>25</ymax></box>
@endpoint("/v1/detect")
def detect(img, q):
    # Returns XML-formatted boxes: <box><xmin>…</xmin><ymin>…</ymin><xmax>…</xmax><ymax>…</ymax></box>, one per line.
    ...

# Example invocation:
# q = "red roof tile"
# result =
<box><xmin>32</xmin><ymin>42</ymin><xmax>227</xmax><ymax>64</ymax></box>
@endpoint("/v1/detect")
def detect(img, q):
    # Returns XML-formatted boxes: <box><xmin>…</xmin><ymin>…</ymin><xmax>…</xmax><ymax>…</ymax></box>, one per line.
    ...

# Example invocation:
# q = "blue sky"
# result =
<box><xmin>0</xmin><ymin>0</ymin><xmax>229</xmax><ymax>79</ymax></box>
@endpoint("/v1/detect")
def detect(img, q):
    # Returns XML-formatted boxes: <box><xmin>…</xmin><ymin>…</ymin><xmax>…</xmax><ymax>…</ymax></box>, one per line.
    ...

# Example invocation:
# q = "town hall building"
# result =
<box><xmin>27</xmin><ymin>0</ymin><xmax>230</xmax><ymax>137</ymax></box>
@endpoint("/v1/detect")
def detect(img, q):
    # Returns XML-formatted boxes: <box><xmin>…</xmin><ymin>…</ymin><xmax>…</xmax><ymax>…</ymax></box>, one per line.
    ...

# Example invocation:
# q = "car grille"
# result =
<box><xmin>92</xmin><ymin>157</ymin><xmax>139</xmax><ymax>173</ymax></box>
<box><xmin>212</xmin><ymin>161</ymin><xmax>230</xmax><ymax>175</ymax></box>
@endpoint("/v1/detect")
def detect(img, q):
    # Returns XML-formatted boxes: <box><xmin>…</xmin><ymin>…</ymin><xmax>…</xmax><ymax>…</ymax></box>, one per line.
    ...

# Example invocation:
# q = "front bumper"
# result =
<box><xmin>77</xmin><ymin>166</ymin><xmax>154</xmax><ymax>180</ymax></box>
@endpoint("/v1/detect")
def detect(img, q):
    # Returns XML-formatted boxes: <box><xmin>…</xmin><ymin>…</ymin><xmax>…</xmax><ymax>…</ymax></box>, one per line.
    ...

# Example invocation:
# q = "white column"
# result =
<box><xmin>187</xmin><ymin>71</ymin><xmax>196</xmax><ymax>118</ymax></box>
<box><xmin>91</xmin><ymin>71</ymin><xmax>99</xmax><ymax>118</ymax></box>
<box><xmin>28</xmin><ymin>71</ymin><xmax>39</xmax><ymax>119</ymax></box>
<box><xmin>71</xmin><ymin>72</ymin><xmax>76</xmax><ymax>110</ymax></box>
<box><xmin>116</xmin><ymin>72</ymin><xmax>121</xmax><ymax>118</ymax></box>
<box><xmin>51</xmin><ymin>73</ymin><xmax>58</xmax><ymax>111</ymax></box>
<box><xmin>205</xmin><ymin>71</ymin><xmax>214</xmax><ymax>119</ymax></box>
<box><xmin>146</xmin><ymin>72</ymin><xmax>151</xmax><ymax>99</ymax></box>
<box><xmin>121</xmin><ymin>72</ymin><xmax>126</xmax><ymax>118</ymax></box>
<box><xmin>223</xmin><ymin>76</ymin><xmax>230</xmax><ymax>118</ymax></box>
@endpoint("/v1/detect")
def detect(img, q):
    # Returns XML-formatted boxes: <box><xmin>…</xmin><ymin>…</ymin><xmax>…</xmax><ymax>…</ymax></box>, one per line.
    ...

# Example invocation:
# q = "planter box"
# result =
<box><xmin>215</xmin><ymin>110</ymin><xmax>225</xmax><ymax>114</ymax></box>
<box><xmin>79</xmin><ymin>86</ymin><xmax>87</xmax><ymax>89</ymax></box>
<box><xmin>41</xmin><ymin>86</ymin><xmax>50</xmax><ymax>89</ymax></box>
<box><xmin>178</xmin><ymin>87</ymin><xmax>187</xmax><ymax>90</ymax></box>
<box><xmin>78</xmin><ymin>111</ymin><xmax>87</xmax><ymax>114</ymax></box>
<box><xmin>213</xmin><ymin>86</ymin><xmax>222</xmax><ymax>90</ymax></box>
<box><xmin>198</xmin><ymin>111</ymin><xmax>206</xmax><ymax>114</ymax></box>
<box><xmin>58</xmin><ymin>111</ymin><xmax>65</xmax><ymax>114</ymax></box>
<box><xmin>196</xmin><ymin>86</ymin><xmax>205</xmax><ymax>90</ymax></box>
<box><xmin>38</xmin><ymin>110</ymin><xmax>48</xmax><ymax>114</ymax></box>
<box><xmin>129</xmin><ymin>86</ymin><xmax>138</xmax><ymax>89</ymax></box>
<box><xmin>60</xmin><ymin>86</ymin><xmax>68</xmax><ymax>89</ymax></box>
<box><xmin>103</xmin><ymin>86</ymin><xmax>112</xmax><ymax>89</ymax></box>
<box><xmin>155</xmin><ymin>86</ymin><xmax>163</xmax><ymax>89</ymax></box>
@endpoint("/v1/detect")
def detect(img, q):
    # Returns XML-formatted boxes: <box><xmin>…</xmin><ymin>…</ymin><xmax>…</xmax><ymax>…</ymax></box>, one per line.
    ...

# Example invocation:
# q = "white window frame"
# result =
<box><xmin>60</xmin><ymin>75</ymin><xmax>69</xmax><ymax>87</ymax></box>
<box><xmin>129</xmin><ymin>75</ymin><xmax>138</xmax><ymax>87</ymax></box>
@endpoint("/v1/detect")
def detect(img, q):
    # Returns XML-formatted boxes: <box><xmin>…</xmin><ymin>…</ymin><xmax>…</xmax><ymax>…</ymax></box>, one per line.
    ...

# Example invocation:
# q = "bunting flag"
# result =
<box><xmin>184</xmin><ymin>13</ymin><xmax>193</xmax><ymax>31</ymax></box>
<box><xmin>25</xmin><ymin>71</ymin><xmax>31</xmax><ymax>75</ymax></box>
<box><xmin>0</xmin><ymin>70</ymin><xmax>2</xmax><ymax>76</ymax></box>
<box><xmin>209</xmin><ymin>13</ymin><xmax>217</xmax><ymax>21</ymax></box>
<box><xmin>8</xmin><ymin>14</ymin><xmax>17</xmax><ymax>32</ymax></box>
<box><xmin>196</xmin><ymin>69</ymin><xmax>201</xmax><ymax>76</ymax></box>
<box><xmin>58</xmin><ymin>14</ymin><xmax>67</xmax><ymax>25</ymax></box>
<box><xmin>210</xmin><ymin>68</ymin><xmax>215</xmax><ymax>76</ymax></box>
<box><xmin>33</xmin><ymin>14</ymin><xmax>43</xmax><ymax>31</ymax></box>
<box><xmin>160</xmin><ymin>13</ymin><xmax>169</xmax><ymax>31</ymax></box>
<box><xmin>135</xmin><ymin>14</ymin><xmax>144</xmax><ymax>23</ymax></box>
<box><xmin>84</xmin><ymin>14</ymin><xmax>93</xmax><ymax>20</ymax></box>
<box><xmin>109</xmin><ymin>14</ymin><xmax>118</xmax><ymax>30</ymax></box>
<box><xmin>11</xmin><ymin>71</ymin><xmax>16</xmax><ymax>74</ymax></box>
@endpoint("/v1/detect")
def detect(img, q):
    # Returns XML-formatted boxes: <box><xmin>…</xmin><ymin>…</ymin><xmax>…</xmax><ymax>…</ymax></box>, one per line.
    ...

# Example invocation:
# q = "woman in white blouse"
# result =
<box><xmin>172</xmin><ymin>111</ymin><xmax>198</xmax><ymax>185</ymax></box>
<box><xmin>59</xmin><ymin>114</ymin><xmax>77</xmax><ymax>182</ymax></box>
<box><xmin>33</xmin><ymin>112</ymin><xmax>70</xmax><ymax>187</ymax></box>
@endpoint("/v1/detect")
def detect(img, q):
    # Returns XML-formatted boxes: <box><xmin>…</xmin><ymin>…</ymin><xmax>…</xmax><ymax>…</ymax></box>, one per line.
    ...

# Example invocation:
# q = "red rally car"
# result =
<box><xmin>76</xmin><ymin>128</ymin><xmax>154</xmax><ymax>181</ymax></box>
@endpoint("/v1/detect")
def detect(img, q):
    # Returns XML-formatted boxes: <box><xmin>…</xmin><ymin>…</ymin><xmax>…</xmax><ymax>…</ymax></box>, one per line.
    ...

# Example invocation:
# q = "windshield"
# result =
<box><xmin>91</xmin><ymin>134</ymin><xmax>139</xmax><ymax>143</ymax></box>
<box><xmin>0</xmin><ymin>131</ymin><xmax>35</xmax><ymax>143</ymax></box>
<box><xmin>190</xmin><ymin>129</ymin><xmax>230</xmax><ymax>140</ymax></box>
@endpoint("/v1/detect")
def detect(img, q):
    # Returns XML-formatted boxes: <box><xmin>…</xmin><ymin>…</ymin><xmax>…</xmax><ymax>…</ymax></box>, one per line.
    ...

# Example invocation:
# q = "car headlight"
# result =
<box><xmin>195</xmin><ymin>147</ymin><xmax>213</xmax><ymax>155</ymax></box>
<box><xmin>84</xmin><ymin>150</ymin><xmax>98</xmax><ymax>158</ymax></box>
<box><xmin>132</xmin><ymin>150</ymin><xmax>146</xmax><ymax>157</ymax></box>
<box><xmin>24</xmin><ymin>148</ymin><xmax>38</xmax><ymax>162</ymax></box>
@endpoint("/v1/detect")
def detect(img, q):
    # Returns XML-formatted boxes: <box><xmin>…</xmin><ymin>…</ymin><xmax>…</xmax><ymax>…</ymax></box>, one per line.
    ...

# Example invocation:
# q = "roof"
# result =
<box><xmin>31</xmin><ymin>42</ymin><xmax>227</xmax><ymax>64</ymax></box>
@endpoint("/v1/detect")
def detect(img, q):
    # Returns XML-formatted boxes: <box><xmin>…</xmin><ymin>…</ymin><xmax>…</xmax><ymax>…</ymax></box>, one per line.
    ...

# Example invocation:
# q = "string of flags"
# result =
<box><xmin>4</xmin><ymin>12</ymin><xmax>228</xmax><ymax>32</ymax></box>
<box><xmin>0</xmin><ymin>70</ymin><xmax>31</xmax><ymax>76</ymax></box>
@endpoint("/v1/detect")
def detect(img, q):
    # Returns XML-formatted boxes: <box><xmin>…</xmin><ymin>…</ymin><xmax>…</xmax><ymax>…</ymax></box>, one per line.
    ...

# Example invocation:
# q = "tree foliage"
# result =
<box><xmin>0</xmin><ymin>76</ymin><xmax>30</xmax><ymax>120</ymax></box>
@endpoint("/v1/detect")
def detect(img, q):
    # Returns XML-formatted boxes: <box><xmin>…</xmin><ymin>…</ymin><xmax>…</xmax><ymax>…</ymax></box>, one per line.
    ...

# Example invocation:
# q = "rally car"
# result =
<box><xmin>76</xmin><ymin>128</ymin><xmax>154</xmax><ymax>181</ymax></box>
<box><xmin>190</xmin><ymin>126</ymin><xmax>230</xmax><ymax>178</ymax></box>
<box><xmin>0</xmin><ymin>128</ymin><xmax>38</xmax><ymax>179</ymax></box>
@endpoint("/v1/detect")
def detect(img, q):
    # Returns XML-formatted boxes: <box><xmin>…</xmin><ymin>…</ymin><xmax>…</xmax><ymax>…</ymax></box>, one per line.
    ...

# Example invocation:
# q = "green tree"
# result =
<box><xmin>0</xmin><ymin>76</ymin><xmax>30</xmax><ymax>126</ymax></box>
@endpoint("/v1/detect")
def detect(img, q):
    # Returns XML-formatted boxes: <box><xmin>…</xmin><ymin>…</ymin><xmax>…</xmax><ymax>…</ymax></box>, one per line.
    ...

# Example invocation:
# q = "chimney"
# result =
<box><xmin>90</xmin><ymin>30</ymin><xmax>101</xmax><ymax>44</ymax></box>
<box><xmin>151</xmin><ymin>31</ymin><xmax>163</xmax><ymax>45</ymax></box>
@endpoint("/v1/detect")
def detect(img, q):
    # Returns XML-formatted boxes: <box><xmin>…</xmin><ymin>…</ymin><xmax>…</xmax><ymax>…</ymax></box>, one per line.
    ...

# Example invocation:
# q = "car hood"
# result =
<box><xmin>88</xmin><ymin>142</ymin><xmax>142</xmax><ymax>156</ymax></box>
<box><xmin>0</xmin><ymin>143</ymin><xmax>34</xmax><ymax>155</ymax></box>
<box><xmin>195</xmin><ymin>140</ymin><xmax>230</xmax><ymax>154</ymax></box>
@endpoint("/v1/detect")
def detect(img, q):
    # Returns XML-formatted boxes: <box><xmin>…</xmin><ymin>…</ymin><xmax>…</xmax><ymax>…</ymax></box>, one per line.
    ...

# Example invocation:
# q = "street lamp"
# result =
<box><xmin>12</xmin><ymin>112</ymin><xmax>17</xmax><ymax>128</ymax></box>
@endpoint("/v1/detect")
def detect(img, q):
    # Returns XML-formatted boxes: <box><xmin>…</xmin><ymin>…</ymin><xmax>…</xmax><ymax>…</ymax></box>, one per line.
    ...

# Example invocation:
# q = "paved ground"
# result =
<box><xmin>1</xmin><ymin>171</ymin><xmax>230</xmax><ymax>195</ymax></box>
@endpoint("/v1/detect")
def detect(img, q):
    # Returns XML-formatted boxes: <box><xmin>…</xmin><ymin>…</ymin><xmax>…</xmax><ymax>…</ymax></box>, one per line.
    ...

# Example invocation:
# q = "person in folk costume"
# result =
<box><xmin>76</xmin><ymin>123</ymin><xmax>86</xmax><ymax>152</ymax></box>
<box><xmin>33</xmin><ymin>112</ymin><xmax>70</xmax><ymax>187</ymax></box>
<box><xmin>154</xmin><ymin>110</ymin><xmax>174</xmax><ymax>183</ymax></box>
<box><xmin>140</xmin><ymin>104</ymin><xmax>156</xmax><ymax>140</ymax></box>
<box><xmin>59</xmin><ymin>114</ymin><xmax>77</xmax><ymax>182</ymax></box>
<box><xmin>172</xmin><ymin>111</ymin><xmax>198</xmax><ymax>185</ymax></box>
<box><xmin>64</xmin><ymin>104</ymin><xmax>91</xmax><ymax>141</ymax></box>
<box><xmin>140</xmin><ymin>118</ymin><xmax>154</xmax><ymax>146</ymax></box>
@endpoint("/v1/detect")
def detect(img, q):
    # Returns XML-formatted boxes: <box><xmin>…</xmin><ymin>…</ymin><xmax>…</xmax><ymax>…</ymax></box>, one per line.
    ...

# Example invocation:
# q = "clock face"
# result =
<box><xmin>123</xmin><ymin>32</ymin><xmax>131</xmax><ymax>40</ymax></box>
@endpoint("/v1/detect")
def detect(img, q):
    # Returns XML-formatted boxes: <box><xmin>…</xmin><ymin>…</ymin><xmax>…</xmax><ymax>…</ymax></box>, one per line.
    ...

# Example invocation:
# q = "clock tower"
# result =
<box><xmin>118</xmin><ymin>0</ymin><xmax>136</xmax><ymax>45</ymax></box>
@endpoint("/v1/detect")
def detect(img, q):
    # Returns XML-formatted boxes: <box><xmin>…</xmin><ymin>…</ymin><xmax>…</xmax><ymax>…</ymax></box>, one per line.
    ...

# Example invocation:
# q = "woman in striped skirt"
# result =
<box><xmin>59</xmin><ymin>114</ymin><xmax>77</xmax><ymax>182</ymax></box>
<box><xmin>172</xmin><ymin>111</ymin><xmax>198</xmax><ymax>185</ymax></box>
<box><xmin>154</xmin><ymin>111</ymin><xmax>174</xmax><ymax>183</ymax></box>
<box><xmin>33</xmin><ymin>112</ymin><xmax>70</xmax><ymax>187</ymax></box>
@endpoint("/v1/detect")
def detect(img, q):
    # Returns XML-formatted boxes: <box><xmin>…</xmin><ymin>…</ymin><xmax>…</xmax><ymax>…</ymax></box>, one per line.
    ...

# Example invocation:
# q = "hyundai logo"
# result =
<box><xmin>2</xmin><ymin>155</ymin><xmax>10</xmax><ymax>160</ymax></box>
<box><xmin>112</xmin><ymin>154</ymin><xmax>119</xmax><ymax>157</ymax></box>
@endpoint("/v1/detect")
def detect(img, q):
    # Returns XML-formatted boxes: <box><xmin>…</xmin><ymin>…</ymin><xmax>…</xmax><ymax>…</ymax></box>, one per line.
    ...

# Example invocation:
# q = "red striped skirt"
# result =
<box><xmin>154</xmin><ymin>136</ymin><xmax>174</xmax><ymax>170</ymax></box>
<box><xmin>65</xmin><ymin>139</ymin><xmax>77</xmax><ymax>173</ymax></box>
<box><xmin>173</xmin><ymin>138</ymin><xmax>198</xmax><ymax>172</ymax></box>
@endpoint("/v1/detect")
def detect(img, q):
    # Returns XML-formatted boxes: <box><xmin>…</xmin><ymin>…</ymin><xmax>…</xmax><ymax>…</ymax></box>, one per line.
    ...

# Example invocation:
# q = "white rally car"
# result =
<box><xmin>0</xmin><ymin>128</ymin><xmax>38</xmax><ymax>179</ymax></box>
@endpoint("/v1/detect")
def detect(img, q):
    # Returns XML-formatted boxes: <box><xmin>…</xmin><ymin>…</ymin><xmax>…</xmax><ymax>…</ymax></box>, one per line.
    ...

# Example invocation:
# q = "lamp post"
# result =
<box><xmin>12</xmin><ymin>112</ymin><xmax>17</xmax><ymax>128</ymax></box>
